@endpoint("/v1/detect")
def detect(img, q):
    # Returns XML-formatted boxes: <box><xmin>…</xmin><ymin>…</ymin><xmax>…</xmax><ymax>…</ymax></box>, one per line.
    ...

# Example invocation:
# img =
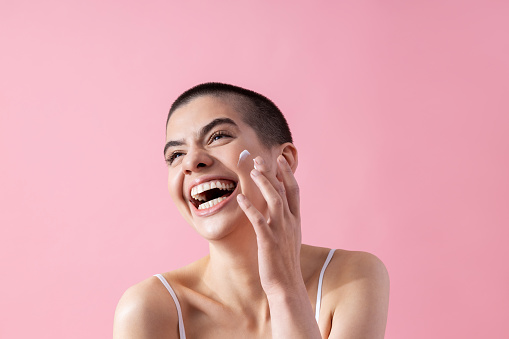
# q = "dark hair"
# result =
<box><xmin>167</xmin><ymin>82</ymin><xmax>293</xmax><ymax>147</ymax></box>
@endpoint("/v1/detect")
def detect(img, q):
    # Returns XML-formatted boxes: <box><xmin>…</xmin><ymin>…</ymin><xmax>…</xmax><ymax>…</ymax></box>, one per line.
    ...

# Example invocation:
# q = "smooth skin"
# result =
<box><xmin>113</xmin><ymin>95</ymin><xmax>390</xmax><ymax>338</ymax></box>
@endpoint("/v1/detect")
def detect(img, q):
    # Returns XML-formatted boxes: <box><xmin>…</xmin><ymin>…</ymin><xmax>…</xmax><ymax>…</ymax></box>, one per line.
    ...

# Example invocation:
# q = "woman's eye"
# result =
<box><xmin>209</xmin><ymin>131</ymin><xmax>231</xmax><ymax>143</ymax></box>
<box><xmin>166</xmin><ymin>152</ymin><xmax>184</xmax><ymax>165</ymax></box>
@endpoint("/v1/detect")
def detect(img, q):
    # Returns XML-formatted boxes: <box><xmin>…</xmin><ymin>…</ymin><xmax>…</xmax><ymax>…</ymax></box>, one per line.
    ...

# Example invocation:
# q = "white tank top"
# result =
<box><xmin>155</xmin><ymin>248</ymin><xmax>336</xmax><ymax>339</ymax></box>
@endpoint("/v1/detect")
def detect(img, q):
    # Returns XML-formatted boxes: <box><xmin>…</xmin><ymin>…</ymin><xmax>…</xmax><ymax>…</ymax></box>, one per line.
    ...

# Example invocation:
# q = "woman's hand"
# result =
<box><xmin>237</xmin><ymin>154</ymin><xmax>302</xmax><ymax>296</ymax></box>
<box><xmin>237</xmin><ymin>155</ymin><xmax>321</xmax><ymax>338</ymax></box>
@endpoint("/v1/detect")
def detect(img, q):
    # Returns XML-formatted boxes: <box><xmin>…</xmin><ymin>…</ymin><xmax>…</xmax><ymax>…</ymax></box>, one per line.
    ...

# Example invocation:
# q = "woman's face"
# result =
<box><xmin>164</xmin><ymin>95</ymin><xmax>278</xmax><ymax>240</ymax></box>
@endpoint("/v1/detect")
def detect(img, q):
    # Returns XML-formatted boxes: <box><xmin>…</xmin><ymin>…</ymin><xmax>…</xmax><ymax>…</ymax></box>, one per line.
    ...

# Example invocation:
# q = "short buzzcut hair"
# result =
<box><xmin>167</xmin><ymin>82</ymin><xmax>293</xmax><ymax>148</ymax></box>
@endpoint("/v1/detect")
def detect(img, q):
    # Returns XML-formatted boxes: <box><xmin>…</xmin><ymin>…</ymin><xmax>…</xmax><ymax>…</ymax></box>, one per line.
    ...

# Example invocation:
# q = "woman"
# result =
<box><xmin>113</xmin><ymin>83</ymin><xmax>390</xmax><ymax>338</ymax></box>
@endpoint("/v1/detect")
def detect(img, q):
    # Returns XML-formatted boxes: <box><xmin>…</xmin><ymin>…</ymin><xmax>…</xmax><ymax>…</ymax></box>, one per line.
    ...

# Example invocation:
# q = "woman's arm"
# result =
<box><xmin>327</xmin><ymin>251</ymin><xmax>390</xmax><ymax>339</ymax></box>
<box><xmin>237</xmin><ymin>151</ymin><xmax>322</xmax><ymax>338</ymax></box>
<box><xmin>113</xmin><ymin>279</ymin><xmax>180</xmax><ymax>339</ymax></box>
<box><xmin>237</xmin><ymin>151</ymin><xmax>390</xmax><ymax>338</ymax></box>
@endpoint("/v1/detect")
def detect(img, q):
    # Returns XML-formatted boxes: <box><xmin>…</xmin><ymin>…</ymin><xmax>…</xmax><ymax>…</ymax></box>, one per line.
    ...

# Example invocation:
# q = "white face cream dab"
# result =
<box><xmin>237</xmin><ymin>149</ymin><xmax>250</xmax><ymax>167</ymax></box>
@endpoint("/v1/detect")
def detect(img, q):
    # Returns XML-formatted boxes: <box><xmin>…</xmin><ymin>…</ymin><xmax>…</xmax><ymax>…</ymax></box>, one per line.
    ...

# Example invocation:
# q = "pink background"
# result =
<box><xmin>1</xmin><ymin>1</ymin><xmax>508</xmax><ymax>338</ymax></box>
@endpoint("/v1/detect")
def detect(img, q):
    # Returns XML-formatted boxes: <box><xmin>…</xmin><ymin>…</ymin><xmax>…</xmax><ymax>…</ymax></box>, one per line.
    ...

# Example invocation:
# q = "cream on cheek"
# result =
<box><xmin>237</xmin><ymin>149</ymin><xmax>250</xmax><ymax>166</ymax></box>
<box><xmin>235</xmin><ymin>148</ymin><xmax>253</xmax><ymax>182</ymax></box>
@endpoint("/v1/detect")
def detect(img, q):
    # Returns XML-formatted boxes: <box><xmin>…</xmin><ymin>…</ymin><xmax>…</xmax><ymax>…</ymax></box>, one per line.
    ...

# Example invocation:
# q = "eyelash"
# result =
<box><xmin>165</xmin><ymin>131</ymin><xmax>233</xmax><ymax>165</ymax></box>
<box><xmin>208</xmin><ymin>130</ymin><xmax>232</xmax><ymax>143</ymax></box>
<box><xmin>165</xmin><ymin>152</ymin><xmax>183</xmax><ymax>165</ymax></box>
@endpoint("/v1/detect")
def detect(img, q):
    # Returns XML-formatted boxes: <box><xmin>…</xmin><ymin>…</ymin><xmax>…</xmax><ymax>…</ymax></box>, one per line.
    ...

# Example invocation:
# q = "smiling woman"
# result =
<box><xmin>113</xmin><ymin>83</ymin><xmax>390</xmax><ymax>339</ymax></box>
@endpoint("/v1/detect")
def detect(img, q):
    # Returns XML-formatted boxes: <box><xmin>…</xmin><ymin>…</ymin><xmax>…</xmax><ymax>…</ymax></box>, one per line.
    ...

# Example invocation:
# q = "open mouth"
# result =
<box><xmin>190</xmin><ymin>179</ymin><xmax>237</xmax><ymax>210</ymax></box>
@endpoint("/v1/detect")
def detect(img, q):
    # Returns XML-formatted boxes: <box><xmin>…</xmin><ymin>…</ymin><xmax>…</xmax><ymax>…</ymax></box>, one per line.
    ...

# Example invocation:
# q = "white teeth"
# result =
<box><xmin>194</xmin><ymin>193</ymin><xmax>206</xmax><ymax>201</ymax></box>
<box><xmin>190</xmin><ymin>179</ymin><xmax>236</xmax><ymax>200</ymax></box>
<box><xmin>198</xmin><ymin>196</ymin><xmax>227</xmax><ymax>210</ymax></box>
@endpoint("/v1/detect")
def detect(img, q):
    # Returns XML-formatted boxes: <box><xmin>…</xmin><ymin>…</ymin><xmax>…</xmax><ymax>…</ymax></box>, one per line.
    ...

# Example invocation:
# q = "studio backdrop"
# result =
<box><xmin>1</xmin><ymin>1</ymin><xmax>508</xmax><ymax>338</ymax></box>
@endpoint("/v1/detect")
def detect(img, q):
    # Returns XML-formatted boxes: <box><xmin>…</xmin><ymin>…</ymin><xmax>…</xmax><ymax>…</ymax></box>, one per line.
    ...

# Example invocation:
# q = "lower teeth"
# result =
<box><xmin>198</xmin><ymin>196</ymin><xmax>227</xmax><ymax>210</ymax></box>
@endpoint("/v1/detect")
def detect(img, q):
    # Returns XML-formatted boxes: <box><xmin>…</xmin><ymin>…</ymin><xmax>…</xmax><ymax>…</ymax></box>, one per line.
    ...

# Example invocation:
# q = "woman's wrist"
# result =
<box><xmin>264</xmin><ymin>279</ymin><xmax>308</xmax><ymax>302</ymax></box>
<box><xmin>266</xmin><ymin>281</ymin><xmax>322</xmax><ymax>338</ymax></box>
<box><xmin>262</xmin><ymin>264</ymin><xmax>306</xmax><ymax>299</ymax></box>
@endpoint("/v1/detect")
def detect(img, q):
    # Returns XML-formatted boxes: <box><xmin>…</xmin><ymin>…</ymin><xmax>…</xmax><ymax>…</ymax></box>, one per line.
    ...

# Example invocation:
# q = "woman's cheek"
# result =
<box><xmin>168</xmin><ymin>170</ymin><xmax>183</xmax><ymax>201</ymax></box>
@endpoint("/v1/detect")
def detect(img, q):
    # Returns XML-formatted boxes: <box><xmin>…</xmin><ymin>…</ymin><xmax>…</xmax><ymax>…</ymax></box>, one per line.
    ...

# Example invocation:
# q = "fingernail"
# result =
<box><xmin>253</xmin><ymin>159</ymin><xmax>258</xmax><ymax>170</ymax></box>
<box><xmin>278</xmin><ymin>155</ymin><xmax>287</xmax><ymax>164</ymax></box>
<box><xmin>254</xmin><ymin>157</ymin><xmax>264</xmax><ymax>165</ymax></box>
<box><xmin>251</xmin><ymin>169</ymin><xmax>260</xmax><ymax>177</ymax></box>
<box><xmin>237</xmin><ymin>194</ymin><xmax>245</xmax><ymax>202</ymax></box>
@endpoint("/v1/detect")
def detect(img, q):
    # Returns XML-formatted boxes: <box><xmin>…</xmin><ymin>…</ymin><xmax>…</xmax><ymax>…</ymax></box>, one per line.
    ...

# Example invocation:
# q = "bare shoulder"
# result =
<box><xmin>112</xmin><ymin>258</ymin><xmax>208</xmax><ymax>339</ymax></box>
<box><xmin>326</xmin><ymin>249</ymin><xmax>390</xmax><ymax>339</ymax></box>
<box><xmin>328</xmin><ymin>249</ymin><xmax>389</xmax><ymax>287</ymax></box>
<box><xmin>113</xmin><ymin>276</ymin><xmax>180</xmax><ymax>339</ymax></box>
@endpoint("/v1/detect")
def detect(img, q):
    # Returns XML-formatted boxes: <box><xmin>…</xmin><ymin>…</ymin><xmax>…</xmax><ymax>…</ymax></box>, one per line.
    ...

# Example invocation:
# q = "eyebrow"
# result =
<box><xmin>163</xmin><ymin>118</ymin><xmax>238</xmax><ymax>157</ymax></box>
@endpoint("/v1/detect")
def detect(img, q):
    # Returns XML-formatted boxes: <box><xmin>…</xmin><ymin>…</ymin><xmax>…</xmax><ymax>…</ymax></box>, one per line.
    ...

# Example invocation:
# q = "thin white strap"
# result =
<box><xmin>154</xmin><ymin>274</ymin><xmax>186</xmax><ymax>339</ymax></box>
<box><xmin>315</xmin><ymin>249</ymin><xmax>336</xmax><ymax>322</ymax></box>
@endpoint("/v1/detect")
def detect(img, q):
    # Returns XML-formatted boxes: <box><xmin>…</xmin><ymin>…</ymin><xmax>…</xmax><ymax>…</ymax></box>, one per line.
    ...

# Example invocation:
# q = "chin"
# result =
<box><xmin>193</xmin><ymin>219</ymin><xmax>237</xmax><ymax>241</ymax></box>
<box><xmin>193</xmin><ymin>210</ymin><xmax>252</xmax><ymax>241</ymax></box>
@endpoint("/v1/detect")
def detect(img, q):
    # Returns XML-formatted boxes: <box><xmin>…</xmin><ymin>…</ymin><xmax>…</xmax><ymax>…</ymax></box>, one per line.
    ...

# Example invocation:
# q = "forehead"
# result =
<box><xmin>166</xmin><ymin>95</ymin><xmax>244</xmax><ymax>138</ymax></box>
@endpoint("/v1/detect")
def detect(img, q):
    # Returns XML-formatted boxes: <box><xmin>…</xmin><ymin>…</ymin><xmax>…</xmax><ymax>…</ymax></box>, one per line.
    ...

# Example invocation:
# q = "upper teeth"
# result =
<box><xmin>191</xmin><ymin>180</ymin><xmax>235</xmax><ymax>201</ymax></box>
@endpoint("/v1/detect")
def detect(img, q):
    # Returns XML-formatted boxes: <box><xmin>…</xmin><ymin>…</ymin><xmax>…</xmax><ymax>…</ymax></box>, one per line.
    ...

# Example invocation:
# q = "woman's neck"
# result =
<box><xmin>203</xmin><ymin>222</ymin><xmax>269</xmax><ymax>315</ymax></box>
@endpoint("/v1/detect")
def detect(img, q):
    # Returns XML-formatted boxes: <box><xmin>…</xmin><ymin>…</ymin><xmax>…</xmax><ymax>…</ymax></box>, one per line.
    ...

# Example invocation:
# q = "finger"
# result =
<box><xmin>236</xmin><ymin>194</ymin><xmax>273</xmax><ymax>243</ymax></box>
<box><xmin>277</xmin><ymin>155</ymin><xmax>300</xmax><ymax>216</ymax></box>
<box><xmin>250</xmin><ymin>168</ymin><xmax>286</xmax><ymax>223</ymax></box>
<box><xmin>253</xmin><ymin>157</ymin><xmax>289</xmax><ymax>208</ymax></box>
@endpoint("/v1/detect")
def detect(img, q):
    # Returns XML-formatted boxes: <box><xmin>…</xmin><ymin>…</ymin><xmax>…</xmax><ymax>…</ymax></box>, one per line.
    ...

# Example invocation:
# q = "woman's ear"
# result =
<box><xmin>280</xmin><ymin>143</ymin><xmax>298</xmax><ymax>173</ymax></box>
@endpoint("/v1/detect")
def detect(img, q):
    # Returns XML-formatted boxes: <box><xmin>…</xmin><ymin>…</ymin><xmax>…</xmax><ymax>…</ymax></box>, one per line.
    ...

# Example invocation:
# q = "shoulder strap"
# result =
<box><xmin>315</xmin><ymin>249</ymin><xmax>336</xmax><ymax>322</ymax></box>
<box><xmin>154</xmin><ymin>274</ymin><xmax>186</xmax><ymax>339</ymax></box>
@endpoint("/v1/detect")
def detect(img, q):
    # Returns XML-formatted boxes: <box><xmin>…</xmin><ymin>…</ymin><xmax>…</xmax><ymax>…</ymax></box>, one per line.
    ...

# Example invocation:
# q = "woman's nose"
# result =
<box><xmin>181</xmin><ymin>148</ymin><xmax>213</xmax><ymax>175</ymax></box>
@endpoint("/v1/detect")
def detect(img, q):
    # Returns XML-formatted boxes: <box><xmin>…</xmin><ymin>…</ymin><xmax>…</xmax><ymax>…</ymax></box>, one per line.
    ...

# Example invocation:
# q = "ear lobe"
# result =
<box><xmin>280</xmin><ymin>143</ymin><xmax>298</xmax><ymax>173</ymax></box>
